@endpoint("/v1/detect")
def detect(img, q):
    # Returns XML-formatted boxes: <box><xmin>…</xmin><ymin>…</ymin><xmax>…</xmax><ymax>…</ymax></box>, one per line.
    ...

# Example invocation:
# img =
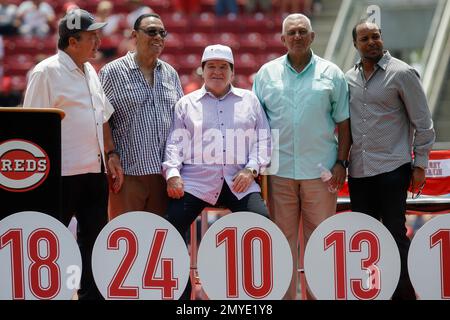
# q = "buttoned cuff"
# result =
<box><xmin>165</xmin><ymin>168</ymin><xmax>181</xmax><ymax>180</ymax></box>
<box><xmin>245</xmin><ymin>160</ymin><xmax>260</xmax><ymax>175</ymax></box>
<box><xmin>413</xmin><ymin>155</ymin><xmax>429</xmax><ymax>169</ymax></box>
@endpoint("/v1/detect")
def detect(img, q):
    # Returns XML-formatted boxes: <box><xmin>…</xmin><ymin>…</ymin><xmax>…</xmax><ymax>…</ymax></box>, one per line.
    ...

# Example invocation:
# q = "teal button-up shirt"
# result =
<box><xmin>253</xmin><ymin>53</ymin><xmax>349</xmax><ymax>179</ymax></box>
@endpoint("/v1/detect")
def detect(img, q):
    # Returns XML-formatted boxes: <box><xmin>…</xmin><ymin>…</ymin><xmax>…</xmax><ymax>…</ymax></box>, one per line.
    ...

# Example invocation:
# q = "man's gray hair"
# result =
<box><xmin>282</xmin><ymin>13</ymin><xmax>313</xmax><ymax>34</ymax></box>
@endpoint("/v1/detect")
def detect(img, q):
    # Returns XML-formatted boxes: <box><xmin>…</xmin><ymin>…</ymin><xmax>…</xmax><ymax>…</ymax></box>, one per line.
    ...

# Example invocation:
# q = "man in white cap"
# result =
<box><xmin>163</xmin><ymin>44</ymin><xmax>272</xmax><ymax>299</ymax></box>
<box><xmin>23</xmin><ymin>9</ymin><xmax>123</xmax><ymax>300</ymax></box>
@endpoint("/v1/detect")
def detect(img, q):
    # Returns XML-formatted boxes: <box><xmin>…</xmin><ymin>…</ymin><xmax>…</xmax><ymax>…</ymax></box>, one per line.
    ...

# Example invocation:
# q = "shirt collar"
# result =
<box><xmin>354</xmin><ymin>50</ymin><xmax>391</xmax><ymax>71</ymax></box>
<box><xmin>125</xmin><ymin>51</ymin><xmax>161</xmax><ymax>70</ymax></box>
<box><xmin>284</xmin><ymin>50</ymin><xmax>315</xmax><ymax>74</ymax></box>
<box><xmin>195</xmin><ymin>84</ymin><xmax>243</xmax><ymax>102</ymax></box>
<box><xmin>57</xmin><ymin>50</ymin><xmax>81</xmax><ymax>72</ymax></box>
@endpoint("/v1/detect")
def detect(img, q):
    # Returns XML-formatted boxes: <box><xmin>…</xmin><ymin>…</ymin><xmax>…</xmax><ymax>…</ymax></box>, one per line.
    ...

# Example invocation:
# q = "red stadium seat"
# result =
<box><xmin>10</xmin><ymin>75</ymin><xmax>28</xmax><ymax>92</ymax></box>
<box><xmin>177</xmin><ymin>53</ymin><xmax>201</xmax><ymax>74</ymax></box>
<box><xmin>216</xmin><ymin>33</ymin><xmax>239</xmax><ymax>50</ymax></box>
<box><xmin>183</xmin><ymin>33</ymin><xmax>209</xmax><ymax>54</ymax></box>
<box><xmin>161</xmin><ymin>12</ymin><xmax>189</xmax><ymax>33</ymax></box>
<box><xmin>4</xmin><ymin>54</ymin><xmax>35</xmax><ymax>77</ymax></box>
<box><xmin>264</xmin><ymin>32</ymin><xmax>286</xmax><ymax>54</ymax></box>
<box><xmin>191</xmin><ymin>12</ymin><xmax>216</xmax><ymax>33</ymax></box>
<box><xmin>233</xmin><ymin>74</ymin><xmax>251</xmax><ymax>90</ymax></box>
<box><xmin>163</xmin><ymin>32</ymin><xmax>184</xmax><ymax>54</ymax></box>
<box><xmin>234</xmin><ymin>53</ymin><xmax>258</xmax><ymax>76</ymax></box>
<box><xmin>239</xmin><ymin>32</ymin><xmax>265</xmax><ymax>54</ymax></box>
<box><xmin>259</xmin><ymin>52</ymin><xmax>282</xmax><ymax>65</ymax></box>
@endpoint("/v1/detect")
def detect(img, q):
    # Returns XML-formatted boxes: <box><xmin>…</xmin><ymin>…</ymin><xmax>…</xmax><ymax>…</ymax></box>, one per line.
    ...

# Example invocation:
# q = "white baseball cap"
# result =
<box><xmin>201</xmin><ymin>44</ymin><xmax>234</xmax><ymax>65</ymax></box>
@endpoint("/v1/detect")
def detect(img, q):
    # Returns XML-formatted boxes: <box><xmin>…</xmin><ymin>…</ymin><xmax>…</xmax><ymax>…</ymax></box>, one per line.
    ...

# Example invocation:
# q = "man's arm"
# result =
<box><xmin>330</xmin><ymin>119</ymin><xmax>351</xmax><ymax>190</ymax></box>
<box><xmin>162</xmin><ymin>100</ymin><xmax>187</xmax><ymax>199</ymax></box>
<box><xmin>103</xmin><ymin>121</ymin><xmax>123</xmax><ymax>194</ymax></box>
<box><xmin>399</xmin><ymin>68</ymin><xmax>435</xmax><ymax>191</ymax></box>
<box><xmin>23</xmin><ymin>70</ymin><xmax>51</xmax><ymax>108</ymax></box>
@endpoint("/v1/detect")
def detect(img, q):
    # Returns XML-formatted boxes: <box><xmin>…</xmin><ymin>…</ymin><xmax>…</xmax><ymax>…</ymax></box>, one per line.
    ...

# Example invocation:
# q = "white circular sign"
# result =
<box><xmin>92</xmin><ymin>211</ymin><xmax>190</xmax><ymax>300</ymax></box>
<box><xmin>304</xmin><ymin>212</ymin><xmax>400</xmax><ymax>300</ymax></box>
<box><xmin>197</xmin><ymin>211</ymin><xmax>292</xmax><ymax>300</ymax></box>
<box><xmin>0</xmin><ymin>211</ymin><xmax>82</xmax><ymax>300</ymax></box>
<box><xmin>408</xmin><ymin>213</ymin><xmax>450</xmax><ymax>299</ymax></box>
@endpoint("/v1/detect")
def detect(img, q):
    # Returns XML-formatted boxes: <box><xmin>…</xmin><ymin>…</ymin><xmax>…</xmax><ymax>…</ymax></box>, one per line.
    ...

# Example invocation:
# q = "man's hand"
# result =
<box><xmin>232</xmin><ymin>169</ymin><xmax>254</xmax><ymax>193</ymax></box>
<box><xmin>411</xmin><ymin>167</ymin><xmax>426</xmax><ymax>194</ymax></box>
<box><xmin>167</xmin><ymin>176</ymin><xmax>184</xmax><ymax>199</ymax></box>
<box><xmin>107</xmin><ymin>154</ymin><xmax>124</xmax><ymax>194</ymax></box>
<box><xmin>330</xmin><ymin>163</ymin><xmax>347</xmax><ymax>191</ymax></box>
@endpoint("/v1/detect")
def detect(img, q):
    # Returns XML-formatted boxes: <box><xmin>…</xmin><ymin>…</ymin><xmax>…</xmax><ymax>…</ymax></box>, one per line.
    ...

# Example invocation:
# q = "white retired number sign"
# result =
<box><xmin>408</xmin><ymin>213</ymin><xmax>450</xmax><ymax>299</ymax></box>
<box><xmin>0</xmin><ymin>211</ymin><xmax>82</xmax><ymax>300</ymax></box>
<box><xmin>197</xmin><ymin>211</ymin><xmax>292</xmax><ymax>299</ymax></box>
<box><xmin>92</xmin><ymin>211</ymin><xmax>190</xmax><ymax>300</ymax></box>
<box><xmin>304</xmin><ymin>212</ymin><xmax>401</xmax><ymax>300</ymax></box>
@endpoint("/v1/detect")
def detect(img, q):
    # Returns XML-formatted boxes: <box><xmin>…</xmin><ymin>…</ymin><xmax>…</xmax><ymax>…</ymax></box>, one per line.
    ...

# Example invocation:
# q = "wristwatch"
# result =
<box><xmin>245</xmin><ymin>167</ymin><xmax>258</xmax><ymax>178</ymax></box>
<box><xmin>336</xmin><ymin>160</ymin><xmax>349</xmax><ymax>169</ymax></box>
<box><xmin>106</xmin><ymin>149</ymin><xmax>120</xmax><ymax>159</ymax></box>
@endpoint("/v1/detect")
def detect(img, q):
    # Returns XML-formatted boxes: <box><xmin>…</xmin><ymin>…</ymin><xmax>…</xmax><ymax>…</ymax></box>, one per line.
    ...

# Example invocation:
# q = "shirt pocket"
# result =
<box><xmin>306</xmin><ymin>75</ymin><xmax>333</xmax><ymax>109</ymax></box>
<box><xmin>263</xmin><ymin>80</ymin><xmax>294</xmax><ymax>109</ymax></box>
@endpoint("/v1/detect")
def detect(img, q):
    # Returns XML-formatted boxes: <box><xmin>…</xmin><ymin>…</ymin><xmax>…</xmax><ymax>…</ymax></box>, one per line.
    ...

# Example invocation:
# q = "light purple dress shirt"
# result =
<box><xmin>162</xmin><ymin>85</ymin><xmax>272</xmax><ymax>205</ymax></box>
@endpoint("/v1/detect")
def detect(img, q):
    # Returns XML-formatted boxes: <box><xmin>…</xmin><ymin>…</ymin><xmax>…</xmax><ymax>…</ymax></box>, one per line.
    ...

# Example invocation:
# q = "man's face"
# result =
<box><xmin>354</xmin><ymin>23</ymin><xmax>384</xmax><ymax>62</ymax></box>
<box><xmin>281</xmin><ymin>17</ymin><xmax>315</xmax><ymax>56</ymax></box>
<box><xmin>134</xmin><ymin>17</ymin><xmax>166</xmax><ymax>57</ymax></box>
<box><xmin>203</xmin><ymin>60</ymin><xmax>233</xmax><ymax>97</ymax></box>
<box><xmin>73</xmin><ymin>30</ymin><xmax>100</xmax><ymax>62</ymax></box>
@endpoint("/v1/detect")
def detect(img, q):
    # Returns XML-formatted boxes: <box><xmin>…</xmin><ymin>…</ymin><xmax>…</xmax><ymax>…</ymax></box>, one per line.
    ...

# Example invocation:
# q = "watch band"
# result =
<box><xmin>245</xmin><ymin>167</ymin><xmax>258</xmax><ymax>178</ymax></box>
<box><xmin>336</xmin><ymin>160</ymin><xmax>349</xmax><ymax>168</ymax></box>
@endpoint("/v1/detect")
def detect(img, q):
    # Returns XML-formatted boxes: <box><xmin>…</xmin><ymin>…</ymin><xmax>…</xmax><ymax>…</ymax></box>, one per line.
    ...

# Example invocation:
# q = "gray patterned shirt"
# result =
<box><xmin>345</xmin><ymin>51</ymin><xmax>435</xmax><ymax>178</ymax></box>
<box><xmin>99</xmin><ymin>51</ymin><xmax>183</xmax><ymax>175</ymax></box>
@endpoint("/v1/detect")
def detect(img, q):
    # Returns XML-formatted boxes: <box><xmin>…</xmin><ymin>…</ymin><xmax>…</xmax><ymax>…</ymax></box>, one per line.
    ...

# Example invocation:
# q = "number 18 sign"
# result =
<box><xmin>0</xmin><ymin>211</ymin><xmax>82</xmax><ymax>300</ymax></box>
<box><xmin>304</xmin><ymin>212</ymin><xmax>401</xmax><ymax>300</ymax></box>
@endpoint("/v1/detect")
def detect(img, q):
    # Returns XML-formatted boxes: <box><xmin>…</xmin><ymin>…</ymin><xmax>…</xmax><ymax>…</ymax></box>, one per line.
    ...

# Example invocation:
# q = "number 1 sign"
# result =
<box><xmin>0</xmin><ymin>211</ymin><xmax>82</xmax><ymax>300</ymax></box>
<box><xmin>91</xmin><ymin>211</ymin><xmax>190</xmax><ymax>300</ymax></box>
<box><xmin>304</xmin><ymin>212</ymin><xmax>401</xmax><ymax>300</ymax></box>
<box><xmin>408</xmin><ymin>213</ymin><xmax>450</xmax><ymax>299</ymax></box>
<box><xmin>197</xmin><ymin>211</ymin><xmax>292</xmax><ymax>299</ymax></box>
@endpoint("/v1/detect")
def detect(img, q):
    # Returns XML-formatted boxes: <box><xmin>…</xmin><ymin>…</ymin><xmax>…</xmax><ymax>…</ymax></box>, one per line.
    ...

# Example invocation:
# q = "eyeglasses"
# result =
<box><xmin>286</xmin><ymin>29</ymin><xmax>309</xmax><ymax>37</ymax></box>
<box><xmin>411</xmin><ymin>182</ymin><xmax>426</xmax><ymax>199</ymax></box>
<box><xmin>137</xmin><ymin>28</ymin><xmax>168</xmax><ymax>38</ymax></box>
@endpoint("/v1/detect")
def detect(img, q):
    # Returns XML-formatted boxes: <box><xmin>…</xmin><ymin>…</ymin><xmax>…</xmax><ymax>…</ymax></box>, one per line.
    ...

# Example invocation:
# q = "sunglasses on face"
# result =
<box><xmin>137</xmin><ymin>28</ymin><xmax>168</xmax><ymax>38</ymax></box>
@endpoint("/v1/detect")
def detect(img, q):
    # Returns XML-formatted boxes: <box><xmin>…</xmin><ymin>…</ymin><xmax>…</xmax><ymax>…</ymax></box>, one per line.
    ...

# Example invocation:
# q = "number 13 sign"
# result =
<box><xmin>304</xmin><ymin>212</ymin><xmax>401</xmax><ymax>300</ymax></box>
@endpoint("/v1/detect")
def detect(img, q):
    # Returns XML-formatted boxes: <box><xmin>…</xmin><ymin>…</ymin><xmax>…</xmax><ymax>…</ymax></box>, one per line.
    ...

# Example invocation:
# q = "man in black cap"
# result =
<box><xmin>23</xmin><ymin>8</ymin><xmax>123</xmax><ymax>300</ymax></box>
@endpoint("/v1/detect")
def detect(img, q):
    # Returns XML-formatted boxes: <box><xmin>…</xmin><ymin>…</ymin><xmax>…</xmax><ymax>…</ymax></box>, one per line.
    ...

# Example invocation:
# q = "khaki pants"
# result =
<box><xmin>267</xmin><ymin>175</ymin><xmax>337</xmax><ymax>300</ymax></box>
<box><xmin>108</xmin><ymin>174</ymin><xmax>169</xmax><ymax>220</ymax></box>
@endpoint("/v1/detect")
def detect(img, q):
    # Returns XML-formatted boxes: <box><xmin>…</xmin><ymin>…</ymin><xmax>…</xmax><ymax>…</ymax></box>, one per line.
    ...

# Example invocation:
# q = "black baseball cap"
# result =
<box><xmin>59</xmin><ymin>9</ymin><xmax>107</xmax><ymax>37</ymax></box>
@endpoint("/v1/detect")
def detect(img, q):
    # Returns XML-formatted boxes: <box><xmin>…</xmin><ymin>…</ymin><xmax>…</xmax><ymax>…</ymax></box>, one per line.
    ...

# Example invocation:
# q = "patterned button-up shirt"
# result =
<box><xmin>345</xmin><ymin>51</ymin><xmax>435</xmax><ymax>178</ymax></box>
<box><xmin>99</xmin><ymin>51</ymin><xmax>183</xmax><ymax>175</ymax></box>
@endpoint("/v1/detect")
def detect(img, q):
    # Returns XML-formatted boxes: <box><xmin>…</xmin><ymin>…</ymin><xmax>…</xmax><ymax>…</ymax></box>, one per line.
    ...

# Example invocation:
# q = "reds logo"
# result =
<box><xmin>0</xmin><ymin>139</ymin><xmax>50</xmax><ymax>192</ymax></box>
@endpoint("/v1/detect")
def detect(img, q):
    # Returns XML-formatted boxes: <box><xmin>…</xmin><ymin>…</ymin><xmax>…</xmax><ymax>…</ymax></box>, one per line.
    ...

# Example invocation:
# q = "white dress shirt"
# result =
<box><xmin>23</xmin><ymin>50</ymin><xmax>114</xmax><ymax>176</ymax></box>
<box><xmin>163</xmin><ymin>86</ymin><xmax>272</xmax><ymax>205</ymax></box>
